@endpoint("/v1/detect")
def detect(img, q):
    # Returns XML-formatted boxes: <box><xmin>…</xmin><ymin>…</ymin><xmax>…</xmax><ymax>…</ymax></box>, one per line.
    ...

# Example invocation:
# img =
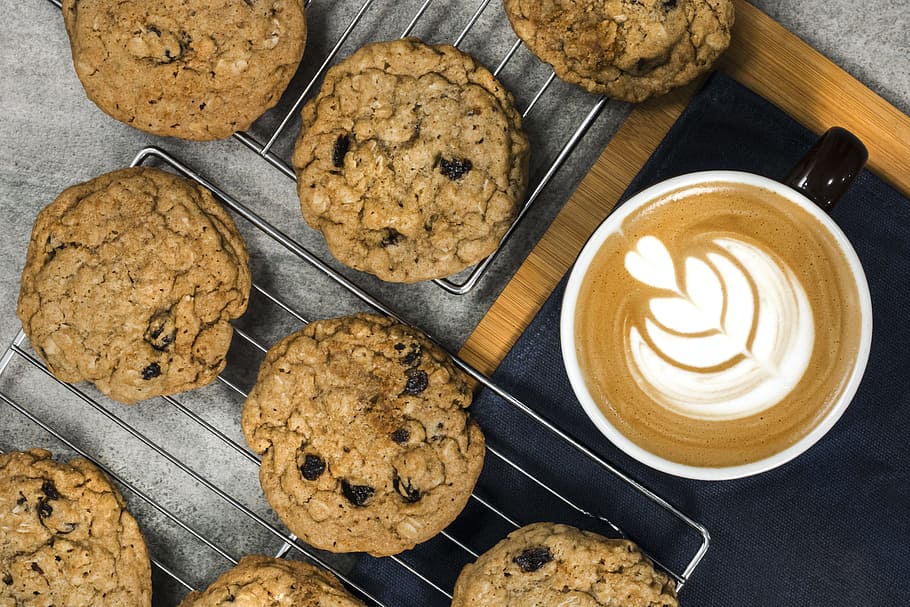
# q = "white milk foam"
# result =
<box><xmin>624</xmin><ymin>235</ymin><xmax>814</xmax><ymax>420</ymax></box>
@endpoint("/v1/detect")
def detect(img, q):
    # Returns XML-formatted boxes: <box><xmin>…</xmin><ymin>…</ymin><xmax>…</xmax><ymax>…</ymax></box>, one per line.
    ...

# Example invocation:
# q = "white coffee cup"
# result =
<box><xmin>560</xmin><ymin>128</ymin><xmax>873</xmax><ymax>480</ymax></box>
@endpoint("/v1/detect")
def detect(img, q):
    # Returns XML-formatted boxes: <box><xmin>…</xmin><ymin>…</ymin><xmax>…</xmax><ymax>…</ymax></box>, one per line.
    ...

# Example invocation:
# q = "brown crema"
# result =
<box><xmin>575</xmin><ymin>182</ymin><xmax>863</xmax><ymax>467</ymax></box>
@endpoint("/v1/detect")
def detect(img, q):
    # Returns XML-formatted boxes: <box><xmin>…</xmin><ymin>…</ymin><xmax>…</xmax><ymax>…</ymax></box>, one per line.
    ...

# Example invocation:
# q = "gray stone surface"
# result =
<box><xmin>1</xmin><ymin>0</ymin><xmax>907</xmax><ymax>604</ymax></box>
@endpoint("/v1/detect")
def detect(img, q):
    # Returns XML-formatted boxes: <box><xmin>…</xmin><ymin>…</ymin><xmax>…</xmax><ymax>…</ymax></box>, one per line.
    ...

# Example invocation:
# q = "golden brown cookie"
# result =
<box><xmin>62</xmin><ymin>0</ymin><xmax>307</xmax><ymax>140</ymax></box>
<box><xmin>451</xmin><ymin>522</ymin><xmax>678</xmax><ymax>606</ymax></box>
<box><xmin>0</xmin><ymin>449</ymin><xmax>152</xmax><ymax>607</ymax></box>
<box><xmin>504</xmin><ymin>0</ymin><xmax>734</xmax><ymax>102</ymax></box>
<box><xmin>241</xmin><ymin>313</ymin><xmax>485</xmax><ymax>556</ymax></box>
<box><xmin>178</xmin><ymin>555</ymin><xmax>365</xmax><ymax>607</ymax></box>
<box><xmin>17</xmin><ymin>166</ymin><xmax>251</xmax><ymax>404</ymax></box>
<box><xmin>292</xmin><ymin>38</ymin><xmax>529</xmax><ymax>283</ymax></box>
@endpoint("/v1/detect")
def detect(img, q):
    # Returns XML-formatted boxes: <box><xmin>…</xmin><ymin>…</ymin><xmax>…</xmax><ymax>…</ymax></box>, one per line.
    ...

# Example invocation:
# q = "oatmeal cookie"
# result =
<box><xmin>178</xmin><ymin>555</ymin><xmax>365</xmax><ymax>607</ymax></box>
<box><xmin>451</xmin><ymin>522</ymin><xmax>678</xmax><ymax>606</ymax></box>
<box><xmin>241</xmin><ymin>313</ymin><xmax>485</xmax><ymax>556</ymax></box>
<box><xmin>292</xmin><ymin>38</ymin><xmax>529</xmax><ymax>283</ymax></box>
<box><xmin>0</xmin><ymin>449</ymin><xmax>152</xmax><ymax>607</ymax></box>
<box><xmin>17</xmin><ymin>166</ymin><xmax>250</xmax><ymax>404</ymax></box>
<box><xmin>62</xmin><ymin>0</ymin><xmax>307</xmax><ymax>140</ymax></box>
<box><xmin>503</xmin><ymin>0</ymin><xmax>734</xmax><ymax>102</ymax></box>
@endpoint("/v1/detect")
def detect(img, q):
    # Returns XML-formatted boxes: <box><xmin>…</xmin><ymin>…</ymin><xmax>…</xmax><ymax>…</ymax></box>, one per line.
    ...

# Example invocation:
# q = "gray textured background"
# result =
<box><xmin>1</xmin><ymin>1</ymin><xmax>908</xmax><ymax>604</ymax></box>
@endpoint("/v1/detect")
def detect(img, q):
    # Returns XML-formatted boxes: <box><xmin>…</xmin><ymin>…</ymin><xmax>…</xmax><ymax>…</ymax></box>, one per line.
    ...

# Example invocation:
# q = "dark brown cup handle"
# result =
<box><xmin>783</xmin><ymin>126</ymin><xmax>869</xmax><ymax>212</ymax></box>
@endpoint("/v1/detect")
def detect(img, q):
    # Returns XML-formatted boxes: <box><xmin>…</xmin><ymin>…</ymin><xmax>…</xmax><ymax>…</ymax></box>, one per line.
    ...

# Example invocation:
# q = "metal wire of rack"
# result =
<box><xmin>10</xmin><ymin>1</ymin><xmax>711</xmax><ymax>604</ymax></box>
<box><xmin>1</xmin><ymin>145</ymin><xmax>709</xmax><ymax>606</ymax></box>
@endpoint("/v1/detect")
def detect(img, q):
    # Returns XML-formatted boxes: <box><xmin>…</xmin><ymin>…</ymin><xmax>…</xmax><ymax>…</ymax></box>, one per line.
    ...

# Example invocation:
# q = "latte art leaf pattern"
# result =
<box><xmin>625</xmin><ymin>235</ymin><xmax>679</xmax><ymax>292</ymax></box>
<box><xmin>624</xmin><ymin>236</ymin><xmax>815</xmax><ymax>420</ymax></box>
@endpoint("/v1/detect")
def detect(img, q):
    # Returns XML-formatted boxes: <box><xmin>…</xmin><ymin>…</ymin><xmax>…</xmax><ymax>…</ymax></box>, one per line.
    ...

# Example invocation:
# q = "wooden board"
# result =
<box><xmin>460</xmin><ymin>0</ymin><xmax>910</xmax><ymax>374</ymax></box>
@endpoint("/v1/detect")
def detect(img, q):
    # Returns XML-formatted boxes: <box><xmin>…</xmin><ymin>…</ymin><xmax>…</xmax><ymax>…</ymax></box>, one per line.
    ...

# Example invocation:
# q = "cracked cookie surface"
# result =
<box><xmin>504</xmin><ymin>0</ymin><xmax>734</xmax><ymax>102</ymax></box>
<box><xmin>178</xmin><ymin>555</ymin><xmax>365</xmax><ymax>607</ymax></box>
<box><xmin>452</xmin><ymin>522</ymin><xmax>678</xmax><ymax>606</ymax></box>
<box><xmin>17</xmin><ymin>166</ymin><xmax>251</xmax><ymax>404</ymax></box>
<box><xmin>292</xmin><ymin>38</ymin><xmax>529</xmax><ymax>283</ymax></box>
<box><xmin>0</xmin><ymin>449</ymin><xmax>152</xmax><ymax>607</ymax></box>
<box><xmin>62</xmin><ymin>0</ymin><xmax>307</xmax><ymax>140</ymax></box>
<box><xmin>241</xmin><ymin>313</ymin><xmax>485</xmax><ymax>556</ymax></box>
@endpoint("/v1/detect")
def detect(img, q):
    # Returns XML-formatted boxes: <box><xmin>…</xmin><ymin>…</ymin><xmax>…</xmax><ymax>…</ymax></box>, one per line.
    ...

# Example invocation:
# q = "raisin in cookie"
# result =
<box><xmin>0</xmin><ymin>449</ymin><xmax>152</xmax><ymax>607</ymax></box>
<box><xmin>242</xmin><ymin>313</ymin><xmax>485</xmax><ymax>556</ymax></box>
<box><xmin>504</xmin><ymin>0</ymin><xmax>734</xmax><ymax>102</ymax></box>
<box><xmin>17</xmin><ymin>166</ymin><xmax>250</xmax><ymax>404</ymax></box>
<box><xmin>178</xmin><ymin>555</ymin><xmax>365</xmax><ymax>607</ymax></box>
<box><xmin>452</xmin><ymin>522</ymin><xmax>678</xmax><ymax>606</ymax></box>
<box><xmin>62</xmin><ymin>0</ymin><xmax>307</xmax><ymax>140</ymax></box>
<box><xmin>292</xmin><ymin>38</ymin><xmax>529</xmax><ymax>283</ymax></box>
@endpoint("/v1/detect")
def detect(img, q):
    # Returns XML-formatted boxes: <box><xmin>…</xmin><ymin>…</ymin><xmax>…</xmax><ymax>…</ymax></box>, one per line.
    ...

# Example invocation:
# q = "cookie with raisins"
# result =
<box><xmin>292</xmin><ymin>38</ymin><xmax>529</xmax><ymax>283</ymax></box>
<box><xmin>504</xmin><ymin>0</ymin><xmax>734</xmax><ymax>102</ymax></box>
<box><xmin>62</xmin><ymin>0</ymin><xmax>307</xmax><ymax>140</ymax></box>
<box><xmin>178</xmin><ymin>555</ymin><xmax>365</xmax><ymax>607</ymax></box>
<box><xmin>452</xmin><ymin>522</ymin><xmax>678</xmax><ymax>606</ymax></box>
<box><xmin>0</xmin><ymin>449</ymin><xmax>152</xmax><ymax>606</ymax></box>
<box><xmin>241</xmin><ymin>313</ymin><xmax>485</xmax><ymax>556</ymax></box>
<box><xmin>17</xmin><ymin>167</ymin><xmax>250</xmax><ymax>404</ymax></box>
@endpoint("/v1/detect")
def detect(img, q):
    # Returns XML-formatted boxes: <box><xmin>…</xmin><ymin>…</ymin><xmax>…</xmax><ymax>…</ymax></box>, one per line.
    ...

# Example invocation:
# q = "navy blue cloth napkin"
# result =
<box><xmin>468</xmin><ymin>72</ymin><xmax>910</xmax><ymax>605</ymax></box>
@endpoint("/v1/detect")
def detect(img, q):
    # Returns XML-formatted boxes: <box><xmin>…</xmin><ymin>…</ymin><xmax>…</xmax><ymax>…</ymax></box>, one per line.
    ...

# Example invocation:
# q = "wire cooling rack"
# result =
<box><xmin>8</xmin><ymin>0</ymin><xmax>710</xmax><ymax>604</ymax></box>
<box><xmin>47</xmin><ymin>0</ymin><xmax>611</xmax><ymax>295</ymax></box>
<box><xmin>230</xmin><ymin>0</ymin><xmax>610</xmax><ymax>295</ymax></box>
<box><xmin>1</xmin><ymin>146</ymin><xmax>709</xmax><ymax>605</ymax></box>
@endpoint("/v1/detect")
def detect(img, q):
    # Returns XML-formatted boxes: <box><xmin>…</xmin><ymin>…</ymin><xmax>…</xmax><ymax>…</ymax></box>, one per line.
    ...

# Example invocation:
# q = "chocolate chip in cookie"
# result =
<box><xmin>403</xmin><ymin>368</ymin><xmax>429</xmax><ymax>395</ymax></box>
<box><xmin>392</xmin><ymin>474</ymin><xmax>422</xmax><ymax>503</ymax></box>
<box><xmin>332</xmin><ymin>134</ymin><xmax>351</xmax><ymax>168</ymax></box>
<box><xmin>513</xmin><ymin>546</ymin><xmax>552</xmax><ymax>572</ymax></box>
<box><xmin>299</xmin><ymin>453</ymin><xmax>327</xmax><ymax>481</ymax></box>
<box><xmin>144</xmin><ymin>310</ymin><xmax>177</xmax><ymax>351</ymax></box>
<box><xmin>141</xmin><ymin>362</ymin><xmax>161</xmax><ymax>380</ymax></box>
<box><xmin>341</xmin><ymin>480</ymin><xmax>376</xmax><ymax>507</ymax></box>
<box><xmin>439</xmin><ymin>157</ymin><xmax>473</xmax><ymax>181</ymax></box>
<box><xmin>390</xmin><ymin>428</ymin><xmax>410</xmax><ymax>444</ymax></box>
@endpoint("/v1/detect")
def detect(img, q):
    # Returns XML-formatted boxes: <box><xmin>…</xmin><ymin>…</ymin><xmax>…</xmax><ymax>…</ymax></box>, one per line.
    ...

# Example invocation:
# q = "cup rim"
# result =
<box><xmin>560</xmin><ymin>170</ymin><xmax>873</xmax><ymax>481</ymax></box>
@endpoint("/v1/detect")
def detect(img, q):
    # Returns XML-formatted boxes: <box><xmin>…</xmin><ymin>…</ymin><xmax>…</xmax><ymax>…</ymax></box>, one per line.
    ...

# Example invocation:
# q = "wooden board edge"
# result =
<box><xmin>459</xmin><ymin>0</ymin><xmax>910</xmax><ymax>374</ymax></box>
